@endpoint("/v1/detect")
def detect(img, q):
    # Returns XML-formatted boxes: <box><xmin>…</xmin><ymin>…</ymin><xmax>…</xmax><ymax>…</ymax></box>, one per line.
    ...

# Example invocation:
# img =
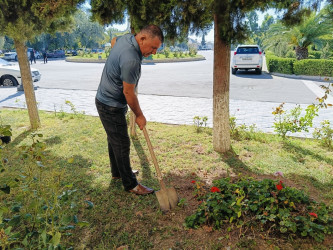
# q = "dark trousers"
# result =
<box><xmin>95</xmin><ymin>98</ymin><xmax>138</xmax><ymax>191</ymax></box>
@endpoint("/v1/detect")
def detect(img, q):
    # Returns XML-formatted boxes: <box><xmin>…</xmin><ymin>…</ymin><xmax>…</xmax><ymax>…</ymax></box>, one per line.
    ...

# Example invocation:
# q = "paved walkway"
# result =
<box><xmin>0</xmin><ymin>84</ymin><xmax>333</xmax><ymax>138</ymax></box>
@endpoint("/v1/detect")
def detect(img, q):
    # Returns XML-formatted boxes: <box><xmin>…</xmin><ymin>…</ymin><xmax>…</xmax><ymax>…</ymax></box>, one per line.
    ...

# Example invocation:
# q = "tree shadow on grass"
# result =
<box><xmin>131</xmin><ymin>136</ymin><xmax>153</xmax><ymax>182</ymax></box>
<box><xmin>282</xmin><ymin>140</ymin><xmax>333</xmax><ymax>166</ymax></box>
<box><xmin>44</xmin><ymin>135</ymin><xmax>62</xmax><ymax>146</ymax></box>
<box><xmin>9</xmin><ymin>130</ymin><xmax>30</xmax><ymax>147</ymax></box>
<box><xmin>220</xmin><ymin>147</ymin><xmax>254</xmax><ymax>176</ymax></box>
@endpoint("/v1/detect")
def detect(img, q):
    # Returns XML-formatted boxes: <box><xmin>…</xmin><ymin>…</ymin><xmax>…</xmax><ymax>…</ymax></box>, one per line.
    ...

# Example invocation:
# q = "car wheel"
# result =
<box><xmin>232</xmin><ymin>68</ymin><xmax>237</xmax><ymax>75</ymax></box>
<box><xmin>1</xmin><ymin>75</ymin><xmax>19</xmax><ymax>86</ymax></box>
<box><xmin>256</xmin><ymin>68</ymin><xmax>262</xmax><ymax>75</ymax></box>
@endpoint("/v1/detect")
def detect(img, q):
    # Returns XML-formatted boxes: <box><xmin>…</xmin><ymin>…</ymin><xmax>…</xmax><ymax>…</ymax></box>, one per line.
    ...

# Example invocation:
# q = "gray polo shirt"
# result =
<box><xmin>96</xmin><ymin>34</ymin><xmax>142</xmax><ymax>108</ymax></box>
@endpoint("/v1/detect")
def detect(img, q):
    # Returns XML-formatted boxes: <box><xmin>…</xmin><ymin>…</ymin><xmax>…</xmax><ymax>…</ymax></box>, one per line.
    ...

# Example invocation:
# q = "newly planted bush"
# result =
<box><xmin>185</xmin><ymin>178</ymin><xmax>333</xmax><ymax>242</ymax></box>
<box><xmin>272</xmin><ymin>103</ymin><xmax>318</xmax><ymax>138</ymax></box>
<box><xmin>193</xmin><ymin>116</ymin><xmax>208</xmax><ymax>133</ymax></box>
<box><xmin>313</xmin><ymin>120</ymin><xmax>333</xmax><ymax>149</ymax></box>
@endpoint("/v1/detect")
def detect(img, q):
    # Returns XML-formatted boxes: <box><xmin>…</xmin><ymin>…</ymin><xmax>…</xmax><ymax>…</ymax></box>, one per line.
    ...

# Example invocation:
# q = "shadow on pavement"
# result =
<box><xmin>0</xmin><ymin>88</ymin><xmax>24</xmax><ymax>103</ymax></box>
<box><xmin>233</xmin><ymin>71</ymin><xmax>273</xmax><ymax>80</ymax></box>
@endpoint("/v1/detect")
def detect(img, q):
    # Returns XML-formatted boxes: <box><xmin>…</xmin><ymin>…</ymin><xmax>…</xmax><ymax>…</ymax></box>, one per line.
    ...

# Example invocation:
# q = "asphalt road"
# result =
<box><xmin>31</xmin><ymin>51</ymin><xmax>318</xmax><ymax>104</ymax></box>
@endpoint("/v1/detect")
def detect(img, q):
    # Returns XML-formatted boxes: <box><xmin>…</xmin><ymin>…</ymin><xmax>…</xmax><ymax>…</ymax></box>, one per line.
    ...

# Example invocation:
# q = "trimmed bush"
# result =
<box><xmin>309</xmin><ymin>51</ymin><xmax>322</xmax><ymax>59</ymax></box>
<box><xmin>294</xmin><ymin>59</ymin><xmax>333</xmax><ymax>77</ymax></box>
<box><xmin>266</xmin><ymin>54</ymin><xmax>295</xmax><ymax>74</ymax></box>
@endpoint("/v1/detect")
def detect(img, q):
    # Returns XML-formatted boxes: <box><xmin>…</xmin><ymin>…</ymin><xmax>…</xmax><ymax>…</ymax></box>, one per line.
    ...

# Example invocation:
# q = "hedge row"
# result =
<box><xmin>266</xmin><ymin>54</ymin><xmax>333</xmax><ymax>77</ymax></box>
<box><xmin>265</xmin><ymin>55</ymin><xmax>295</xmax><ymax>74</ymax></box>
<box><xmin>293</xmin><ymin>59</ymin><xmax>333</xmax><ymax>76</ymax></box>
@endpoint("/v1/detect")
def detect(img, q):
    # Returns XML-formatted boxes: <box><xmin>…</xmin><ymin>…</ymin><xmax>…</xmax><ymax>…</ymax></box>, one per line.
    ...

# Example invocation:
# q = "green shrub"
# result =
<box><xmin>189</xmin><ymin>44</ymin><xmax>197</xmax><ymax>57</ymax></box>
<box><xmin>272</xmin><ymin>103</ymin><xmax>319</xmax><ymax>138</ymax></box>
<box><xmin>163</xmin><ymin>47</ymin><xmax>171</xmax><ymax>58</ymax></box>
<box><xmin>285</xmin><ymin>50</ymin><xmax>296</xmax><ymax>58</ymax></box>
<box><xmin>309</xmin><ymin>50</ymin><xmax>322</xmax><ymax>59</ymax></box>
<box><xmin>294</xmin><ymin>59</ymin><xmax>333</xmax><ymax>77</ymax></box>
<box><xmin>266</xmin><ymin>54</ymin><xmax>295</xmax><ymax>74</ymax></box>
<box><xmin>313</xmin><ymin>120</ymin><xmax>333</xmax><ymax>149</ymax></box>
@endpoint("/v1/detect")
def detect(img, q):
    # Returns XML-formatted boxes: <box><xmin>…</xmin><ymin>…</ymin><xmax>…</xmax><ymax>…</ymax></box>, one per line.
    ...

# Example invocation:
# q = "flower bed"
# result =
<box><xmin>186</xmin><ymin>177</ymin><xmax>333</xmax><ymax>242</ymax></box>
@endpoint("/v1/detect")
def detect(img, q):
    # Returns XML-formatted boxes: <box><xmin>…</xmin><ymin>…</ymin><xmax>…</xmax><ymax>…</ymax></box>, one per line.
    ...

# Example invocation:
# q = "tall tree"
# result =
<box><xmin>0</xmin><ymin>0</ymin><xmax>84</xmax><ymax>129</ymax></box>
<box><xmin>90</xmin><ymin>0</ymin><xmax>321</xmax><ymax>153</ymax></box>
<box><xmin>263</xmin><ymin>6</ymin><xmax>333</xmax><ymax>59</ymax></box>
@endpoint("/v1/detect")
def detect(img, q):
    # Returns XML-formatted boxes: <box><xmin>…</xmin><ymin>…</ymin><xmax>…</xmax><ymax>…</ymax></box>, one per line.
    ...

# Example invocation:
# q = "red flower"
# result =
<box><xmin>210</xmin><ymin>187</ymin><xmax>220</xmax><ymax>193</ymax></box>
<box><xmin>191</xmin><ymin>180</ymin><xmax>196</xmax><ymax>184</ymax></box>
<box><xmin>309</xmin><ymin>212</ymin><xmax>318</xmax><ymax>218</ymax></box>
<box><xmin>276</xmin><ymin>184</ymin><xmax>283</xmax><ymax>191</ymax></box>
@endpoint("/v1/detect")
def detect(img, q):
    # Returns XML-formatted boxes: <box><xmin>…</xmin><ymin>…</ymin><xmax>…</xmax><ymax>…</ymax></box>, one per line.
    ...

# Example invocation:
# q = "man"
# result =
<box><xmin>42</xmin><ymin>50</ymin><xmax>47</xmax><ymax>64</ymax></box>
<box><xmin>30</xmin><ymin>49</ymin><xmax>36</xmax><ymax>64</ymax></box>
<box><xmin>95</xmin><ymin>24</ymin><xmax>163</xmax><ymax>195</ymax></box>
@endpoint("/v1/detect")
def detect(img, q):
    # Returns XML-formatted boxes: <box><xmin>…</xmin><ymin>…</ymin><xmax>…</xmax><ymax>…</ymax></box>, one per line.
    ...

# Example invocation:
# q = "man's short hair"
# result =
<box><xmin>140</xmin><ymin>25</ymin><xmax>164</xmax><ymax>43</ymax></box>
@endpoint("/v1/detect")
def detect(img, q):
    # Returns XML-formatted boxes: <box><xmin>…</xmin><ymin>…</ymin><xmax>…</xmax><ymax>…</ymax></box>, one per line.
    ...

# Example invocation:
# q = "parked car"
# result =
<box><xmin>3</xmin><ymin>48</ymin><xmax>41</xmax><ymax>61</ymax></box>
<box><xmin>0</xmin><ymin>58</ymin><xmax>41</xmax><ymax>86</ymax></box>
<box><xmin>231</xmin><ymin>45</ymin><xmax>263</xmax><ymax>75</ymax></box>
<box><xmin>3</xmin><ymin>51</ymin><xmax>17</xmax><ymax>61</ymax></box>
<box><xmin>46</xmin><ymin>50</ymin><xmax>65</xmax><ymax>58</ymax></box>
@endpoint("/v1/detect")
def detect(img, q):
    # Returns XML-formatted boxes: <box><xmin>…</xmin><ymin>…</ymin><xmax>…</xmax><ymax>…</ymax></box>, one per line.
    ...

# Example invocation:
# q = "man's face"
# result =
<box><xmin>140</xmin><ymin>35</ymin><xmax>162</xmax><ymax>57</ymax></box>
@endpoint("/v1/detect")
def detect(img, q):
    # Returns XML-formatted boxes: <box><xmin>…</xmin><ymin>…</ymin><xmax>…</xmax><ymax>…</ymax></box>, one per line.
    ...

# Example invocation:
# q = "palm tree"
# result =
<box><xmin>263</xmin><ymin>6</ymin><xmax>332</xmax><ymax>60</ymax></box>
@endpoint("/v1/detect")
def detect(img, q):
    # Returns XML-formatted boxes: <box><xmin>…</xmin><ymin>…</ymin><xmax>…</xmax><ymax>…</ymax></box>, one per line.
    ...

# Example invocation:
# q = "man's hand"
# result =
<box><xmin>135</xmin><ymin>114</ymin><xmax>146</xmax><ymax>130</ymax></box>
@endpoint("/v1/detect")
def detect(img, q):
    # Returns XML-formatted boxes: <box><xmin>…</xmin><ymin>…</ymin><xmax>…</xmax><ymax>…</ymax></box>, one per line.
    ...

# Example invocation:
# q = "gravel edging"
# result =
<box><xmin>65</xmin><ymin>56</ymin><xmax>205</xmax><ymax>63</ymax></box>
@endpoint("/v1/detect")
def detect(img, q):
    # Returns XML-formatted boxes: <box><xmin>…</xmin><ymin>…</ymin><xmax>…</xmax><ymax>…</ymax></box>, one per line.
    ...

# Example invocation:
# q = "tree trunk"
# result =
<box><xmin>213</xmin><ymin>14</ymin><xmax>231</xmax><ymax>153</ymax></box>
<box><xmin>14</xmin><ymin>40</ymin><xmax>40</xmax><ymax>129</ymax></box>
<box><xmin>295</xmin><ymin>46</ymin><xmax>308</xmax><ymax>60</ymax></box>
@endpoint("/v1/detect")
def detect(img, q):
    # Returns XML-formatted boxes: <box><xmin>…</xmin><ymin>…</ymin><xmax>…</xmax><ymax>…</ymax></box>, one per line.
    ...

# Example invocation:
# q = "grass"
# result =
<box><xmin>1</xmin><ymin>108</ymin><xmax>333</xmax><ymax>249</ymax></box>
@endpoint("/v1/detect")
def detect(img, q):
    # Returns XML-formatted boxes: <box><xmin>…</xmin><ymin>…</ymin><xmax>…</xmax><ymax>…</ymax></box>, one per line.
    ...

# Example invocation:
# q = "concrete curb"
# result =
<box><xmin>65</xmin><ymin>56</ymin><xmax>205</xmax><ymax>64</ymax></box>
<box><xmin>270</xmin><ymin>72</ymin><xmax>333</xmax><ymax>82</ymax></box>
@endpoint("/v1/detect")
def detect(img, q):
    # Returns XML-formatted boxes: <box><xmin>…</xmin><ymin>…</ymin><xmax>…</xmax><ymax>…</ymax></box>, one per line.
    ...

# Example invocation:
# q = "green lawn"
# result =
<box><xmin>1</xmin><ymin>108</ymin><xmax>332</xmax><ymax>249</ymax></box>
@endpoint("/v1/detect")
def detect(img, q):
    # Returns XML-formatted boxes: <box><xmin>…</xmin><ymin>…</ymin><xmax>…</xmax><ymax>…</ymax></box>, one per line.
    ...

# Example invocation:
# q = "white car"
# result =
<box><xmin>3</xmin><ymin>48</ymin><xmax>41</xmax><ymax>61</ymax></box>
<box><xmin>231</xmin><ymin>45</ymin><xmax>263</xmax><ymax>75</ymax></box>
<box><xmin>0</xmin><ymin>58</ymin><xmax>41</xmax><ymax>86</ymax></box>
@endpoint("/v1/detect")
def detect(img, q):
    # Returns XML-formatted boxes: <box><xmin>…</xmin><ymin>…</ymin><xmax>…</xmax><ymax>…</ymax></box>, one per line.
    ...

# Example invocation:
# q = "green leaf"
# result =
<box><xmin>41</xmin><ymin>229</ymin><xmax>47</xmax><ymax>246</ymax></box>
<box><xmin>4</xmin><ymin>226</ymin><xmax>12</xmax><ymax>234</ymax></box>
<box><xmin>22</xmin><ymin>235</ymin><xmax>29</xmax><ymax>246</ymax></box>
<box><xmin>73</xmin><ymin>215</ymin><xmax>78</xmax><ymax>224</ymax></box>
<box><xmin>301</xmin><ymin>231</ymin><xmax>307</xmax><ymax>237</ymax></box>
<box><xmin>84</xmin><ymin>200</ymin><xmax>94</xmax><ymax>209</ymax></box>
<box><xmin>51</xmin><ymin>232</ymin><xmax>61</xmax><ymax>247</ymax></box>
<box><xmin>77</xmin><ymin>221</ymin><xmax>90</xmax><ymax>228</ymax></box>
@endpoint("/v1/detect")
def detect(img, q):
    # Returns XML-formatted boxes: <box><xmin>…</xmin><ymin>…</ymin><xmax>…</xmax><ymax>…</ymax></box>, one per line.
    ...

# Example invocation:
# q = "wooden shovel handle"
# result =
<box><xmin>143</xmin><ymin>127</ymin><xmax>167</xmax><ymax>190</ymax></box>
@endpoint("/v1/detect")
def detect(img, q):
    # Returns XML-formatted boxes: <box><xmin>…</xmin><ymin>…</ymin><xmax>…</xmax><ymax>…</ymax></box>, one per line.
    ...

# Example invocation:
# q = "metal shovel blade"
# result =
<box><xmin>155</xmin><ymin>187</ymin><xmax>179</xmax><ymax>212</ymax></box>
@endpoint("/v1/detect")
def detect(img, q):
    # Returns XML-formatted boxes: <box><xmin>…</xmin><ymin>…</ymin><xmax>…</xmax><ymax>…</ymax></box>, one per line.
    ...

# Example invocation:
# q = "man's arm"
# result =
<box><xmin>123</xmin><ymin>81</ymin><xmax>146</xmax><ymax>130</ymax></box>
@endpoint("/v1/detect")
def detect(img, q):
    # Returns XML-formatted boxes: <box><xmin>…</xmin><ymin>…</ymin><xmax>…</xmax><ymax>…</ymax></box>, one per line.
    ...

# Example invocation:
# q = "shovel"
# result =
<box><xmin>142</xmin><ymin>127</ymin><xmax>179</xmax><ymax>211</ymax></box>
